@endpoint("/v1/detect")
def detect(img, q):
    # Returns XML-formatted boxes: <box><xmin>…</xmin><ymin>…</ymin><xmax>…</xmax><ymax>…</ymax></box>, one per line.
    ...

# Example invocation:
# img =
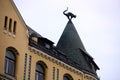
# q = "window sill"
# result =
<box><xmin>8</xmin><ymin>32</ymin><xmax>12</xmax><ymax>36</ymax></box>
<box><xmin>13</xmin><ymin>34</ymin><xmax>16</xmax><ymax>38</ymax></box>
<box><xmin>0</xmin><ymin>73</ymin><xmax>16</xmax><ymax>80</ymax></box>
<box><xmin>3</xmin><ymin>30</ymin><xmax>16</xmax><ymax>38</ymax></box>
<box><xmin>3</xmin><ymin>30</ymin><xmax>7</xmax><ymax>34</ymax></box>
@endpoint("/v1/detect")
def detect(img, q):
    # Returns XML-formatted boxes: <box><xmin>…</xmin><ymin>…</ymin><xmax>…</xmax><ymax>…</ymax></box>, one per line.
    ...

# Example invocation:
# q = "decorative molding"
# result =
<box><xmin>84</xmin><ymin>74</ymin><xmax>97</xmax><ymax>80</ymax></box>
<box><xmin>52</xmin><ymin>67</ymin><xmax>55</xmax><ymax>80</ymax></box>
<box><xmin>3</xmin><ymin>30</ymin><xmax>16</xmax><ymax>38</ymax></box>
<box><xmin>28</xmin><ymin>55</ymin><xmax>32</xmax><ymax>80</ymax></box>
<box><xmin>56</xmin><ymin>69</ymin><xmax>59</xmax><ymax>80</ymax></box>
<box><xmin>12</xmin><ymin>34</ymin><xmax>16</xmax><ymax>38</ymax></box>
<box><xmin>23</xmin><ymin>53</ymin><xmax>27</xmax><ymax>80</ymax></box>
<box><xmin>3</xmin><ymin>30</ymin><xmax>7</xmax><ymax>34</ymax></box>
<box><xmin>8</xmin><ymin>32</ymin><xmax>12</xmax><ymax>36</ymax></box>
<box><xmin>29</xmin><ymin>46</ymin><xmax>98</xmax><ymax>80</ymax></box>
<box><xmin>29</xmin><ymin>46</ymin><xmax>84</xmax><ymax>76</ymax></box>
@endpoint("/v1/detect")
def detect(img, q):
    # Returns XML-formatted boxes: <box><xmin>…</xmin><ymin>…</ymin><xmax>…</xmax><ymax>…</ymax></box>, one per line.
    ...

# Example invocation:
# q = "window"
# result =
<box><xmin>9</xmin><ymin>18</ymin><xmax>12</xmax><ymax>32</ymax></box>
<box><xmin>32</xmin><ymin>37</ymin><xmax>38</xmax><ymax>43</ymax></box>
<box><xmin>3</xmin><ymin>17</ymin><xmax>17</xmax><ymax>36</ymax></box>
<box><xmin>45</xmin><ymin>43</ymin><xmax>50</xmax><ymax>49</ymax></box>
<box><xmin>35</xmin><ymin>64</ymin><xmax>45</xmax><ymax>80</ymax></box>
<box><xmin>64</xmin><ymin>76</ymin><xmax>69</xmax><ymax>80</ymax></box>
<box><xmin>63</xmin><ymin>74</ymin><xmax>73</xmax><ymax>80</ymax></box>
<box><xmin>4</xmin><ymin>16</ymin><xmax>8</xmax><ymax>30</ymax></box>
<box><xmin>4</xmin><ymin>50</ymin><xmax>16</xmax><ymax>76</ymax></box>
<box><xmin>13</xmin><ymin>21</ymin><xmax>17</xmax><ymax>34</ymax></box>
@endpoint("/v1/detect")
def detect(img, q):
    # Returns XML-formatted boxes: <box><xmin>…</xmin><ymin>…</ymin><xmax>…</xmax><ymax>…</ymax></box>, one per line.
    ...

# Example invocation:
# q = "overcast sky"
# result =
<box><xmin>14</xmin><ymin>0</ymin><xmax>120</xmax><ymax>80</ymax></box>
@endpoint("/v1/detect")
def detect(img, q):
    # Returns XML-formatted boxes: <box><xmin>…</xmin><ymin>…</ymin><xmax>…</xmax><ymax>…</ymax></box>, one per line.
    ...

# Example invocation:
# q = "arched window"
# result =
<box><xmin>64</xmin><ymin>76</ymin><xmax>69</xmax><ymax>80</ymax></box>
<box><xmin>35</xmin><ymin>63</ymin><xmax>45</xmax><ymax>80</ymax></box>
<box><xmin>4</xmin><ymin>50</ymin><xmax>16</xmax><ymax>76</ymax></box>
<box><xmin>63</xmin><ymin>74</ymin><xmax>73</xmax><ymax>80</ymax></box>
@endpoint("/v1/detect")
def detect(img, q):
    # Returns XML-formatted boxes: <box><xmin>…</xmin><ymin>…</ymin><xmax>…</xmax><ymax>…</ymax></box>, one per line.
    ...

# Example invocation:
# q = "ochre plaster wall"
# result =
<box><xmin>0</xmin><ymin>0</ymin><xmax>97</xmax><ymax>80</ymax></box>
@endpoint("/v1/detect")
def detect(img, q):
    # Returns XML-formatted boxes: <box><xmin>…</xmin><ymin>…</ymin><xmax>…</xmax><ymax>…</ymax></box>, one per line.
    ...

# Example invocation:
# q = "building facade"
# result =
<box><xmin>0</xmin><ymin>0</ymin><xmax>99</xmax><ymax>80</ymax></box>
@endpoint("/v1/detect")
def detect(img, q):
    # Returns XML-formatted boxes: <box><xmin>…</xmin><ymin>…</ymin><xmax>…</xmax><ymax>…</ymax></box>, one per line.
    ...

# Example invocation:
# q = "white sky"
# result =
<box><xmin>14</xmin><ymin>0</ymin><xmax>120</xmax><ymax>80</ymax></box>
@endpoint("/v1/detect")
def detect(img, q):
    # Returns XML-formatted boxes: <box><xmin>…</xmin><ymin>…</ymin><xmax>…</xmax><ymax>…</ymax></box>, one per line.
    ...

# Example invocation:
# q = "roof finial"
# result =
<box><xmin>63</xmin><ymin>7</ymin><xmax>76</xmax><ymax>20</ymax></box>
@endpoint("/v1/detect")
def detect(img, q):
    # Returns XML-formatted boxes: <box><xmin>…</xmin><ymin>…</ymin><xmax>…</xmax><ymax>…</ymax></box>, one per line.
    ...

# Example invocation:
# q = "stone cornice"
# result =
<box><xmin>28</xmin><ymin>46</ymin><xmax>83</xmax><ymax>76</ymax></box>
<box><xmin>28</xmin><ymin>46</ymin><xmax>98</xmax><ymax>80</ymax></box>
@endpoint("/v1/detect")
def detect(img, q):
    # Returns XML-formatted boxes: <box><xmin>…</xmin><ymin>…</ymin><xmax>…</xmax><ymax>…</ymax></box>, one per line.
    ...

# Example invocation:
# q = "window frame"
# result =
<box><xmin>63</xmin><ymin>74</ymin><xmax>73</xmax><ymax>80</ymax></box>
<box><xmin>9</xmin><ymin>18</ymin><xmax>12</xmax><ymax>32</ymax></box>
<box><xmin>35</xmin><ymin>63</ymin><xmax>45</xmax><ymax>80</ymax></box>
<box><xmin>4</xmin><ymin>50</ymin><xmax>16</xmax><ymax>76</ymax></box>
<box><xmin>4</xmin><ymin>16</ymin><xmax>8</xmax><ymax>30</ymax></box>
<box><xmin>64</xmin><ymin>76</ymin><xmax>70</xmax><ymax>80</ymax></box>
<box><xmin>13</xmin><ymin>21</ymin><xmax>17</xmax><ymax>35</ymax></box>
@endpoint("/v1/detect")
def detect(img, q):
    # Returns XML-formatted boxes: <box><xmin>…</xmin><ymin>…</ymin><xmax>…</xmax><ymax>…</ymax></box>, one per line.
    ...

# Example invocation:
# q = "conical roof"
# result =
<box><xmin>56</xmin><ymin>20</ymin><xmax>96</xmax><ymax>74</ymax></box>
<box><xmin>57</xmin><ymin>20</ymin><xmax>86</xmax><ymax>54</ymax></box>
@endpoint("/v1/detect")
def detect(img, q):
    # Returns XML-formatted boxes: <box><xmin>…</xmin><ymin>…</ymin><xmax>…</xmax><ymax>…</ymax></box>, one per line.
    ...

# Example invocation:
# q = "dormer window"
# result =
<box><xmin>38</xmin><ymin>38</ymin><xmax>54</xmax><ymax>49</ymax></box>
<box><xmin>44</xmin><ymin>43</ymin><xmax>50</xmax><ymax>49</ymax></box>
<box><xmin>32</xmin><ymin>37</ymin><xmax>38</xmax><ymax>42</ymax></box>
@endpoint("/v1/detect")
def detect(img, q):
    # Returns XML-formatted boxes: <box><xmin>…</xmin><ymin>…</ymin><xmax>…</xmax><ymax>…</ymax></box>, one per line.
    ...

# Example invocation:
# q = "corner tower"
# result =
<box><xmin>57</xmin><ymin>9</ymin><xmax>99</xmax><ymax>78</ymax></box>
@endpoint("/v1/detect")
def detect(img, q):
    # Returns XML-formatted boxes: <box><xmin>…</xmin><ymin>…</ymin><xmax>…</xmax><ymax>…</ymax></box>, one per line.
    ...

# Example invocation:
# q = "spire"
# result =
<box><xmin>56</xmin><ymin>19</ymin><xmax>89</xmax><ymax>66</ymax></box>
<box><xmin>58</xmin><ymin>8</ymin><xmax>86</xmax><ymax>52</ymax></box>
<box><xmin>57</xmin><ymin>20</ymin><xmax>86</xmax><ymax>54</ymax></box>
<box><xmin>56</xmin><ymin>10</ymin><xmax>100</xmax><ymax>77</ymax></box>
<box><xmin>56</xmin><ymin>16</ymin><xmax>97</xmax><ymax>74</ymax></box>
